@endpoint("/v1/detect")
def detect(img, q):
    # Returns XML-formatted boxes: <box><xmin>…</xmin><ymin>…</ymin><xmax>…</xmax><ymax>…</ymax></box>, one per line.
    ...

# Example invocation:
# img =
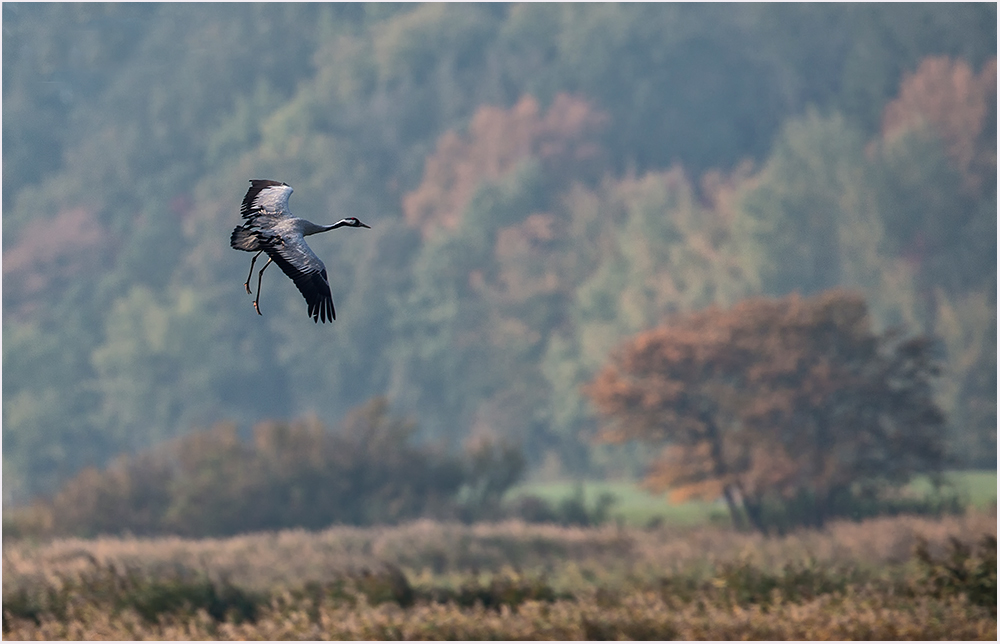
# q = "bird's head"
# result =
<box><xmin>342</xmin><ymin>217</ymin><xmax>371</xmax><ymax>229</ymax></box>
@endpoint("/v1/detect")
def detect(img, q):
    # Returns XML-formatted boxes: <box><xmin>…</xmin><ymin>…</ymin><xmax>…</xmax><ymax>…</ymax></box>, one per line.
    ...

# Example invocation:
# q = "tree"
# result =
<box><xmin>729</xmin><ymin>93</ymin><xmax>995</xmax><ymax>469</ymax></box>
<box><xmin>584</xmin><ymin>290</ymin><xmax>946</xmax><ymax>531</ymax></box>
<box><xmin>732</xmin><ymin>110</ymin><xmax>868</xmax><ymax>297</ymax></box>
<box><xmin>881</xmin><ymin>56</ymin><xmax>996</xmax><ymax>194</ymax></box>
<box><xmin>402</xmin><ymin>93</ymin><xmax>607</xmax><ymax>238</ymax></box>
<box><xmin>535</xmin><ymin>168</ymin><xmax>753</xmax><ymax>475</ymax></box>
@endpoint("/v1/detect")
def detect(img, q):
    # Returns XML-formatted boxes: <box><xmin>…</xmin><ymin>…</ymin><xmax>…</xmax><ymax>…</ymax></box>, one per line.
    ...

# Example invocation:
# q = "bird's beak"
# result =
<box><xmin>361</xmin><ymin>222</ymin><xmax>371</xmax><ymax>229</ymax></box>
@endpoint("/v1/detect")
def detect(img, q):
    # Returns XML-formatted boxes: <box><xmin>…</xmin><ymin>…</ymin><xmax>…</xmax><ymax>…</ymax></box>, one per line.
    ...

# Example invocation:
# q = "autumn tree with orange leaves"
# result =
<box><xmin>881</xmin><ymin>55</ymin><xmax>996</xmax><ymax>195</ymax></box>
<box><xmin>403</xmin><ymin>93</ymin><xmax>608</xmax><ymax>238</ymax></box>
<box><xmin>585</xmin><ymin>290</ymin><xmax>946</xmax><ymax>531</ymax></box>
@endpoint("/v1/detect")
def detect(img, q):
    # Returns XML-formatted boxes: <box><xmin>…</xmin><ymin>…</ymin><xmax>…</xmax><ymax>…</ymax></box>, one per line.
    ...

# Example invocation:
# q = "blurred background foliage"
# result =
<box><xmin>2</xmin><ymin>4</ymin><xmax>995</xmax><ymax>530</ymax></box>
<box><xmin>5</xmin><ymin>398</ymin><xmax>529</xmax><ymax>538</ymax></box>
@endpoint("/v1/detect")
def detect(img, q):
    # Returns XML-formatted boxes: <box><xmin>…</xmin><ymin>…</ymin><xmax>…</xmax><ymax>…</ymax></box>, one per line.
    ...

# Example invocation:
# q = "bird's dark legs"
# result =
<box><xmin>252</xmin><ymin>257</ymin><xmax>273</xmax><ymax>316</ymax></box>
<box><xmin>244</xmin><ymin>250</ymin><xmax>263</xmax><ymax>295</ymax></box>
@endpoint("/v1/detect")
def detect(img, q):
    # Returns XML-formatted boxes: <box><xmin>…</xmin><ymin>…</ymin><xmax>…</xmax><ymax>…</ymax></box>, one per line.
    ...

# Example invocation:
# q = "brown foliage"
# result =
<box><xmin>585</xmin><ymin>290</ymin><xmax>947</xmax><ymax>530</ymax></box>
<box><xmin>3</xmin><ymin>208</ymin><xmax>111</xmax><ymax>315</ymax></box>
<box><xmin>881</xmin><ymin>55</ymin><xmax>997</xmax><ymax>193</ymax></box>
<box><xmin>403</xmin><ymin>94</ymin><xmax>607</xmax><ymax>237</ymax></box>
<box><xmin>17</xmin><ymin>399</ymin><xmax>506</xmax><ymax>538</ymax></box>
<box><xmin>493</xmin><ymin>212</ymin><xmax>563</xmax><ymax>303</ymax></box>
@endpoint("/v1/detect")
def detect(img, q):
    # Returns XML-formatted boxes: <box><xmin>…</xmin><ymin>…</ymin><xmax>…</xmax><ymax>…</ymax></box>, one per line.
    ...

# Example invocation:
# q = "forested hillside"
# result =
<box><xmin>3</xmin><ymin>3</ymin><xmax>996</xmax><ymax>502</ymax></box>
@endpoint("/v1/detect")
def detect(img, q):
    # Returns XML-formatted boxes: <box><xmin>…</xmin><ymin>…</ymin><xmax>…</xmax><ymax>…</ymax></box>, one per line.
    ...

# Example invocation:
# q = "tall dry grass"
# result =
<box><xmin>6</xmin><ymin>592</ymin><xmax>994</xmax><ymax>640</ymax></box>
<box><xmin>3</xmin><ymin>511</ymin><xmax>996</xmax><ymax>640</ymax></box>
<box><xmin>6</xmin><ymin>511</ymin><xmax>993</xmax><ymax>589</ymax></box>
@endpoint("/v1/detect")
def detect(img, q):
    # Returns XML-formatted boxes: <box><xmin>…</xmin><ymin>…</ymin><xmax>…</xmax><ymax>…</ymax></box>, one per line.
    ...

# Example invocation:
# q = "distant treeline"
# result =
<box><xmin>3</xmin><ymin>4</ymin><xmax>995</xmax><ymax>501</ymax></box>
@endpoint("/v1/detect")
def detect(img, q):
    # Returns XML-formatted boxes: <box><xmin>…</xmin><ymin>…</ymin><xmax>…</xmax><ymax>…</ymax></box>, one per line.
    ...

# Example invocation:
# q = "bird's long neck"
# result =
<box><xmin>302</xmin><ymin>219</ymin><xmax>350</xmax><ymax>236</ymax></box>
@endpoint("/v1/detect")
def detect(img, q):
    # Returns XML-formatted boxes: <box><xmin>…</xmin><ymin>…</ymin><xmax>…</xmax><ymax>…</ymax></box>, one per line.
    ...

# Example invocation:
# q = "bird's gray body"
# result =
<box><xmin>231</xmin><ymin>180</ymin><xmax>369</xmax><ymax>323</ymax></box>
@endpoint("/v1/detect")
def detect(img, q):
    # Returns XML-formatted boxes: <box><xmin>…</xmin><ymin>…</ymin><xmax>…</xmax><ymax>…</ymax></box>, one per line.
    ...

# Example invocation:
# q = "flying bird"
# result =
<box><xmin>230</xmin><ymin>180</ymin><xmax>370</xmax><ymax>322</ymax></box>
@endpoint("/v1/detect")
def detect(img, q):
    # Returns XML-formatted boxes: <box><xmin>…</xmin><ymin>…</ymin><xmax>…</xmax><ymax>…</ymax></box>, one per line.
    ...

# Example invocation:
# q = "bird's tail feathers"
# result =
<box><xmin>230</xmin><ymin>225</ymin><xmax>261</xmax><ymax>251</ymax></box>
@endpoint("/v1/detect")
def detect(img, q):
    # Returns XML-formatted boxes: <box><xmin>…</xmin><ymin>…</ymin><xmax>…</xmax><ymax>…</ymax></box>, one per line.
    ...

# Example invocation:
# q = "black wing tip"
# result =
<box><xmin>308</xmin><ymin>297</ymin><xmax>336</xmax><ymax>323</ymax></box>
<box><xmin>266</xmin><ymin>249</ymin><xmax>336</xmax><ymax>324</ymax></box>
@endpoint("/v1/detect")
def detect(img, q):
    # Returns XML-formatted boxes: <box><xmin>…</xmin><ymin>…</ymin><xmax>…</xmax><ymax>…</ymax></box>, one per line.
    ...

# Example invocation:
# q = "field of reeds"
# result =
<box><xmin>3</xmin><ymin>511</ymin><xmax>996</xmax><ymax>640</ymax></box>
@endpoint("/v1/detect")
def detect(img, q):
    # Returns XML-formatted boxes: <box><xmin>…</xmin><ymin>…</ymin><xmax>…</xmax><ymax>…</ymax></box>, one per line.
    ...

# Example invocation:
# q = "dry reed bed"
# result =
<box><xmin>4</xmin><ymin>512</ymin><xmax>994</xmax><ymax>589</ymax></box>
<box><xmin>5</xmin><ymin>592</ymin><xmax>994</xmax><ymax>640</ymax></box>
<box><xmin>3</xmin><ymin>512</ymin><xmax>995</xmax><ymax>640</ymax></box>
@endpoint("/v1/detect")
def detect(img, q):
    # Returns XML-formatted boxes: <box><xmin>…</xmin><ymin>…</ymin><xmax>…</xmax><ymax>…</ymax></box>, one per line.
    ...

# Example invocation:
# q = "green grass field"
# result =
<box><xmin>506</xmin><ymin>470</ymin><xmax>997</xmax><ymax>528</ymax></box>
<box><xmin>505</xmin><ymin>480</ymin><xmax>727</xmax><ymax>527</ymax></box>
<box><xmin>906</xmin><ymin>470</ymin><xmax>997</xmax><ymax>508</ymax></box>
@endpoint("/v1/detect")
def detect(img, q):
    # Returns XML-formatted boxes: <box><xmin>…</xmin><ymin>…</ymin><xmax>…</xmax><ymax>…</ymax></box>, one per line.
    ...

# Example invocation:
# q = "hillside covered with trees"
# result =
<box><xmin>3</xmin><ymin>3</ymin><xmax>996</xmax><ymax>507</ymax></box>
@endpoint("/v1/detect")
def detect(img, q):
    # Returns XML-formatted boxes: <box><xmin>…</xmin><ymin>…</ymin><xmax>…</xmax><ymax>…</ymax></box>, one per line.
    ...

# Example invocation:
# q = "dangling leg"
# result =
<box><xmin>252</xmin><ymin>257</ymin><xmax>273</xmax><ymax>316</ymax></box>
<box><xmin>244</xmin><ymin>250</ymin><xmax>263</xmax><ymax>294</ymax></box>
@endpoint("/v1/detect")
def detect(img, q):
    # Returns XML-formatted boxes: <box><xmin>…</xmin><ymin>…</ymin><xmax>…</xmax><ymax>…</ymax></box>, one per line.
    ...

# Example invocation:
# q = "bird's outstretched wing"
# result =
<box><xmin>242</xmin><ymin>180</ymin><xmax>293</xmax><ymax>219</ymax></box>
<box><xmin>267</xmin><ymin>236</ymin><xmax>336</xmax><ymax>323</ymax></box>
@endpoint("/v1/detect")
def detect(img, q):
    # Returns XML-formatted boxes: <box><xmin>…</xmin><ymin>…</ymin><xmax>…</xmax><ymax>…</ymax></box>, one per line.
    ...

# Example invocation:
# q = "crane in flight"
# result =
<box><xmin>230</xmin><ymin>179</ymin><xmax>370</xmax><ymax>322</ymax></box>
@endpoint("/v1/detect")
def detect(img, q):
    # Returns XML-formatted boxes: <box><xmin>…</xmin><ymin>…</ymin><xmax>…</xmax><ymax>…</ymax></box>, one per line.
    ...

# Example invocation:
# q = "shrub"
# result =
<box><xmin>749</xmin><ymin>483</ymin><xmax>967</xmax><ymax>535</ymax></box>
<box><xmin>8</xmin><ymin>398</ymin><xmax>526</xmax><ymax>538</ymax></box>
<box><xmin>453</xmin><ymin>437</ymin><xmax>526</xmax><ymax>522</ymax></box>
<box><xmin>916</xmin><ymin>533</ymin><xmax>997</xmax><ymax>613</ymax></box>
<box><xmin>507</xmin><ymin>484</ymin><xmax>619</xmax><ymax>526</ymax></box>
